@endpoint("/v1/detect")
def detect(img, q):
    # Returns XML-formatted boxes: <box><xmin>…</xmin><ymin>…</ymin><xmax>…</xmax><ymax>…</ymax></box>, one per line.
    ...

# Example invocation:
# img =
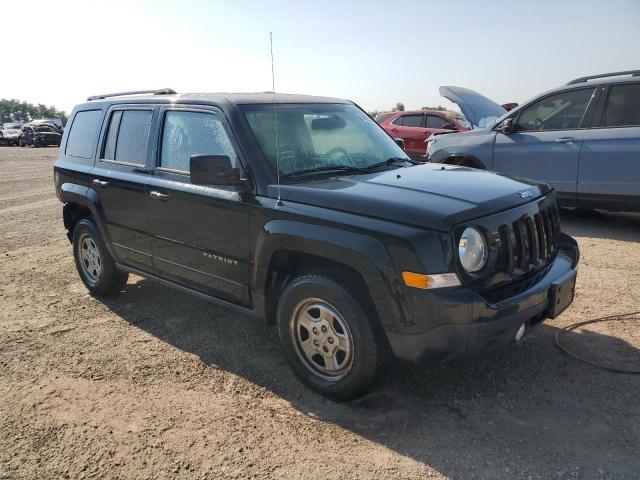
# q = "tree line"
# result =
<box><xmin>368</xmin><ymin>102</ymin><xmax>448</xmax><ymax>118</ymax></box>
<box><xmin>0</xmin><ymin>99</ymin><xmax>68</xmax><ymax>125</ymax></box>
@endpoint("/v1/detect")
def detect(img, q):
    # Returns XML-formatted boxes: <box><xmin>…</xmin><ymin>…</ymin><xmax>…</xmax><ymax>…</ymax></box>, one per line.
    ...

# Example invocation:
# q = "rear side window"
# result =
<box><xmin>374</xmin><ymin>112</ymin><xmax>394</xmax><ymax>124</ymax></box>
<box><xmin>65</xmin><ymin>110</ymin><xmax>103</xmax><ymax>159</ymax></box>
<box><xmin>425</xmin><ymin>115</ymin><xmax>448</xmax><ymax>129</ymax></box>
<box><xmin>160</xmin><ymin>111</ymin><xmax>237</xmax><ymax>173</ymax></box>
<box><xmin>601</xmin><ymin>84</ymin><xmax>640</xmax><ymax>127</ymax></box>
<box><xmin>101</xmin><ymin>110</ymin><xmax>152</xmax><ymax>165</ymax></box>
<box><xmin>397</xmin><ymin>114</ymin><xmax>423</xmax><ymax>127</ymax></box>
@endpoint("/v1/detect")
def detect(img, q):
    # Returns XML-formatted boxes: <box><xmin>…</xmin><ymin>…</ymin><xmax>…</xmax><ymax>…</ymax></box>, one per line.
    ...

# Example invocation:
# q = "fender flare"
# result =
<box><xmin>59</xmin><ymin>183</ymin><xmax>116</xmax><ymax>258</ymax></box>
<box><xmin>252</xmin><ymin>219</ymin><xmax>405</xmax><ymax>329</ymax></box>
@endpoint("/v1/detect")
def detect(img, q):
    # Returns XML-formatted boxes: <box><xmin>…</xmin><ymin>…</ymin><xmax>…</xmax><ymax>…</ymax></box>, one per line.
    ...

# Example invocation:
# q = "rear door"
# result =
<box><xmin>387</xmin><ymin>113</ymin><xmax>427</xmax><ymax>156</ymax></box>
<box><xmin>145</xmin><ymin>106</ymin><xmax>252</xmax><ymax>306</ymax></box>
<box><xmin>92</xmin><ymin>106</ymin><xmax>155</xmax><ymax>269</ymax></box>
<box><xmin>578</xmin><ymin>82</ymin><xmax>640</xmax><ymax>211</ymax></box>
<box><xmin>492</xmin><ymin>87</ymin><xmax>596</xmax><ymax>205</ymax></box>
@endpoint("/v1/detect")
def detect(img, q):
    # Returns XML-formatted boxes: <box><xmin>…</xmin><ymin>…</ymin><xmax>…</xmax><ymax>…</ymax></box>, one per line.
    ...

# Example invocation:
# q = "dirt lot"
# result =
<box><xmin>1</xmin><ymin>146</ymin><xmax>639</xmax><ymax>480</ymax></box>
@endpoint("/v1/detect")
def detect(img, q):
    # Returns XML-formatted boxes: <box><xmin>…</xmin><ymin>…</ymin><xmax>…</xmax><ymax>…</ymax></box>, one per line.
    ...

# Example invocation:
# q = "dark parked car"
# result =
<box><xmin>19</xmin><ymin>122</ymin><xmax>62</xmax><ymax>147</ymax></box>
<box><xmin>428</xmin><ymin>70</ymin><xmax>640</xmax><ymax>212</ymax></box>
<box><xmin>375</xmin><ymin>110</ymin><xmax>470</xmax><ymax>158</ymax></box>
<box><xmin>54</xmin><ymin>89</ymin><xmax>579</xmax><ymax>400</ymax></box>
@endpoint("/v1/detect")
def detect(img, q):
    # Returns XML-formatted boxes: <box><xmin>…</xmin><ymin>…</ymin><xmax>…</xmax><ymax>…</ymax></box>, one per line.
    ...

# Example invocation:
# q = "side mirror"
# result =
<box><xmin>442</xmin><ymin>122</ymin><xmax>457</xmax><ymax>130</ymax></box>
<box><xmin>496</xmin><ymin>118</ymin><xmax>514</xmax><ymax>134</ymax></box>
<box><xmin>190</xmin><ymin>155</ymin><xmax>243</xmax><ymax>186</ymax></box>
<box><xmin>394</xmin><ymin>138</ymin><xmax>405</xmax><ymax>149</ymax></box>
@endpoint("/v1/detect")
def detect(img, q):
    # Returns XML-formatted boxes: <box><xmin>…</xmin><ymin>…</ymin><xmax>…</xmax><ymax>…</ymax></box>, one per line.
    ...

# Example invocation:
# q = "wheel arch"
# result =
<box><xmin>253</xmin><ymin>220</ymin><xmax>404</xmax><ymax>332</ymax></box>
<box><xmin>60</xmin><ymin>183</ymin><xmax>115</xmax><ymax>257</ymax></box>
<box><xmin>442</xmin><ymin>155</ymin><xmax>486</xmax><ymax>169</ymax></box>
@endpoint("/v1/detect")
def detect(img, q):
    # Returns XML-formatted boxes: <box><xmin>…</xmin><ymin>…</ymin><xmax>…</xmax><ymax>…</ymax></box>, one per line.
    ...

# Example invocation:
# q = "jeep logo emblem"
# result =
<box><xmin>519</xmin><ymin>191</ymin><xmax>533</xmax><ymax>199</ymax></box>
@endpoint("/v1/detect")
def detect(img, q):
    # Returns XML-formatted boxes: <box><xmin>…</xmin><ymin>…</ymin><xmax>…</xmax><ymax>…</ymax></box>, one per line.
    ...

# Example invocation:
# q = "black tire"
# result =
<box><xmin>276</xmin><ymin>274</ymin><xmax>384</xmax><ymax>401</ymax></box>
<box><xmin>72</xmin><ymin>218</ymin><xmax>128</xmax><ymax>296</ymax></box>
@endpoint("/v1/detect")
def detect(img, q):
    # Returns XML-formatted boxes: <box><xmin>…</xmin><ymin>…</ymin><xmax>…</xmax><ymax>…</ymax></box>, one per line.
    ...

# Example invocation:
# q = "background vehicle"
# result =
<box><xmin>30</xmin><ymin>117</ymin><xmax>64</xmax><ymax>132</ymax></box>
<box><xmin>54</xmin><ymin>89</ymin><xmax>578</xmax><ymax>400</ymax></box>
<box><xmin>376</xmin><ymin>110</ymin><xmax>470</xmax><ymax>158</ymax></box>
<box><xmin>428</xmin><ymin>71</ymin><xmax>640</xmax><ymax>212</ymax></box>
<box><xmin>0</xmin><ymin>127</ymin><xmax>21</xmax><ymax>146</ymax></box>
<box><xmin>19</xmin><ymin>122</ymin><xmax>62</xmax><ymax>147</ymax></box>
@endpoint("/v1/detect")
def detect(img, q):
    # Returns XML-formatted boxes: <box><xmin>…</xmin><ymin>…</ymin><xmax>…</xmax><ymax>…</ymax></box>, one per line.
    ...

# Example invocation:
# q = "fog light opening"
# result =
<box><xmin>515</xmin><ymin>323</ymin><xmax>526</xmax><ymax>342</ymax></box>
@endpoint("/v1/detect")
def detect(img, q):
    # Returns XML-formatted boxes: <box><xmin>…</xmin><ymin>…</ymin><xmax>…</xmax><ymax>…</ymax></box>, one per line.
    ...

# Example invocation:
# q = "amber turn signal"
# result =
<box><xmin>402</xmin><ymin>271</ymin><xmax>461</xmax><ymax>290</ymax></box>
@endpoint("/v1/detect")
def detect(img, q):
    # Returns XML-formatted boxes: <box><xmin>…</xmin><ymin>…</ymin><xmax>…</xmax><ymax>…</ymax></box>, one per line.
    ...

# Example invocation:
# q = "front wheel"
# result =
<box><xmin>72</xmin><ymin>218</ymin><xmax>128</xmax><ymax>296</ymax></box>
<box><xmin>277</xmin><ymin>275</ymin><xmax>384</xmax><ymax>401</ymax></box>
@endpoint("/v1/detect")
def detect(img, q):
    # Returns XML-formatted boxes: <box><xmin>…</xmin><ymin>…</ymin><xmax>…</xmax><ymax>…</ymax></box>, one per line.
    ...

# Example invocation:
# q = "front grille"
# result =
<box><xmin>497</xmin><ymin>203</ymin><xmax>560</xmax><ymax>275</ymax></box>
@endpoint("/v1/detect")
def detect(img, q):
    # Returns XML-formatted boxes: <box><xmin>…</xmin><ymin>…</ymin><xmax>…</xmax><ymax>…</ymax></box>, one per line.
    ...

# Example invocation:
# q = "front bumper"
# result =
<box><xmin>386</xmin><ymin>234</ymin><xmax>579</xmax><ymax>363</ymax></box>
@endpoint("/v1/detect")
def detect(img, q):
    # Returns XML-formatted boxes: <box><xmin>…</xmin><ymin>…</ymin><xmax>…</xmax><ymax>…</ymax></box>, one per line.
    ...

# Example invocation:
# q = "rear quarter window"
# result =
<box><xmin>65</xmin><ymin>110</ymin><xmax>103</xmax><ymax>159</ymax></box>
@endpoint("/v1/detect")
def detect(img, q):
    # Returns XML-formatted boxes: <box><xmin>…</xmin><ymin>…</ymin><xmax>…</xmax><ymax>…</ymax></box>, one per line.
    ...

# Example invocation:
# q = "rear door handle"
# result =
<box><xmin>93</xmin><ymin>179</ymin><xmax>109</xmax><ymax>187</ymax></box>
<box><xmin>150</xmin><ymin>191</ymin><xmax>171</xmax><ymax>201</ymax></box>
<box><xmin>555</xmin><ymin>137</ymin><xmax>576</xmax><ymax>143</ymax></box>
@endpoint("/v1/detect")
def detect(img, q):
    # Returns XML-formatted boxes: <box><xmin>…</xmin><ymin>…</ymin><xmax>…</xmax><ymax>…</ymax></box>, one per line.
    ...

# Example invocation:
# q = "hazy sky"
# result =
<box><xmin>3</xmin><ymin>0</ymin><xmax>639</xmax><ymax>114</ymax></box>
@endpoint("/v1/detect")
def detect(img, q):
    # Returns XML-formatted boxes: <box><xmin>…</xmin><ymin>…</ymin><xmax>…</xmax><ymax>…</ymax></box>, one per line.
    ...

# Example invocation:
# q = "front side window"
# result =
<box><xmin>601</xmin><ymin>84</ymin><xmax>640</xmax><ymax>127</ymax></box>
<box><xmin>241</xmin><ymin>103</ymin><xmax>409</xmax><ymax>176</ymax></box>
<box><xmin>425</xmin><ymin>115</ymin><xmax>448</xmax><ymax>129</ymax></box>
<box><xmin>101</xmin><ymin>110</ymin><xmax>152</xmax><ymax>165</ymax></box>
<box><xmin>160</xmin><ymin>111</ymin><xmax>237</xmax><ymax>173</ymax></box>
<box><xmin>66</xmin><ymin>109</ymin><xmax>103</xmax><ymax>159</ymax></box>
<box><xmin>515</xmin><ymin>88</ymin><xmax>594</xmax><ymax>132</ymax></box>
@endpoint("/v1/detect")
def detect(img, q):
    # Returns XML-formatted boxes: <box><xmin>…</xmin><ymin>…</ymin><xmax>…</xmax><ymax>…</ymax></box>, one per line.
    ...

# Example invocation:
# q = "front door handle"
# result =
<box><xmin>93</xmin><ymin>179</ymin><xmax>109</xmax><ymax>187</ymax></box>
<box><xmin>150</xmin><ymin>191</ymin><xmax>171</xmax><ymax>201</ymax></box>
<box><xmin>555</xmin><ymin>137</ymin><xmax>576</xmax><ymax>143</ymax></box>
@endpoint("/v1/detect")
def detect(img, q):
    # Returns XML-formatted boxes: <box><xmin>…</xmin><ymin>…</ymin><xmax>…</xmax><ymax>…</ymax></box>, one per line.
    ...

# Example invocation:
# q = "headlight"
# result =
<box><xmin>458</xmin><ymin>227</ymin><xmax>487</xmax><ymax>273</ymax></box>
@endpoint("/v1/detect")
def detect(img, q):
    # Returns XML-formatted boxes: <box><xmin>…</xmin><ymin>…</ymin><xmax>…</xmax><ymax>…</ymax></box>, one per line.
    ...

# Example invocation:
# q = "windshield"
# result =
<box><xmin>241</xmin><ymin>103</ymin><xmax>409</xmax><ymax>176</ymax></box>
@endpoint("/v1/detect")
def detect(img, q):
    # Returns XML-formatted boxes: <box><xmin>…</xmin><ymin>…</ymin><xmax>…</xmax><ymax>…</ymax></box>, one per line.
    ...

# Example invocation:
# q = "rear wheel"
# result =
<box><xmin>277</xmin><ymin>275</ymin><xmax>384</xmax><ymax>400</ymax></box>
<box><xmin>72</xmin><ymin>219</ymin><xmax>128</xmax><ymax>296</ymax></box>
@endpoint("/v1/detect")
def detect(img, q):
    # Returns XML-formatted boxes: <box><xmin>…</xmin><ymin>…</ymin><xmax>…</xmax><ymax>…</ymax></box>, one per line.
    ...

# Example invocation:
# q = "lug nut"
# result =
<box><xmin>328</xmin><ymin>337</ymin><xmax>334</xmax><ymax>344</ymax></box>
<box><xmin>313</xmin><ymin>340</ymin><xmax>319</xmax><ymax>347</ymax></box>
<box><xmin>312</xmin><ymin>327</ymin><xmax>318</xmax><ymax>334</ymax></box>
<box><xmin>323</xmin><ymin>346</ymin><xmax>329</xmax><ymax>353</ymax></box>
<box><xmin>321</xmin><ymin>325</ymin><xmax>327</xmax><ymax>333</ymax></box>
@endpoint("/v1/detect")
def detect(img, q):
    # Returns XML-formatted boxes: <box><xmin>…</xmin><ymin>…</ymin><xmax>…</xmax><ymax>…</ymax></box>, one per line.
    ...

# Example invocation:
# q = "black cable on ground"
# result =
<box><xmin>554</xmin><ymin>310</ymin><xmax>640</xmax><ymax>374</ymax></box>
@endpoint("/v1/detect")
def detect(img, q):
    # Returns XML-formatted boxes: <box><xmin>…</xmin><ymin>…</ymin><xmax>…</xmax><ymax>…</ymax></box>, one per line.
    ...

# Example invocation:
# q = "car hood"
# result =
<box><xmin>440</xmin><ymin>86</ymin><xmax>507</xmax><ymax>129</ymax></box>
<box><xmin>272</xmin><ymin>164</ymin><xmax>551</xmax><ymax>231</ymax></box>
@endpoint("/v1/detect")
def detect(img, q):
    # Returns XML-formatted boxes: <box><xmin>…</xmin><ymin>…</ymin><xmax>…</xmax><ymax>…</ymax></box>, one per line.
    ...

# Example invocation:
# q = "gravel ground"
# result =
<box><xmin>1</xmin><ymin>146</ymin><xmax>639</xmax><ymax>480</ymax></box>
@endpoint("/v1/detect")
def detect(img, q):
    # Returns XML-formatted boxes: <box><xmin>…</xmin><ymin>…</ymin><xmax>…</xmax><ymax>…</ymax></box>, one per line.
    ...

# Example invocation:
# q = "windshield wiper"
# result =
<box><xmin>282</xmin><ymin>165</ymin><xmax>369</xmax><ymax>178</ymax></box>
<box><xmin>363</xmin><ymin>156</ymin><xmax>419</xmax><ymax>170</ymax></box>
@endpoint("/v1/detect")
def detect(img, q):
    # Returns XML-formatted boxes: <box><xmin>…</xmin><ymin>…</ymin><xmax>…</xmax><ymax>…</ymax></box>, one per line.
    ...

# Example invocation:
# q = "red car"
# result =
<box><xmin>375</xmin><ymin>110</ymin><xmax>470</xmax><ymax>158</ymax></box>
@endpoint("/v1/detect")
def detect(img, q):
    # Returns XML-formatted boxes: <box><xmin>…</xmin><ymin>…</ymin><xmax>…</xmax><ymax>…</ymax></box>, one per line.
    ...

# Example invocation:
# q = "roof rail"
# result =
<box><xmin>87</xmin><ymin>88</ymin><xmax>177</xmax><ymax>101</ymax></box>
<box><xmin>566</xmin><ymin>70</ymin><xmax>640</xmax><ymax>85</ymax></box>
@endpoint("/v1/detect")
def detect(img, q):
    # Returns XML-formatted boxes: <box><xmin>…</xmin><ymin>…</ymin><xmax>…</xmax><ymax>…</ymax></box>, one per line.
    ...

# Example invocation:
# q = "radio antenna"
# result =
<box><xmin>270</xmin><ymin>32</ymin><xmax>283</xmax><ymax>206</ymax></box>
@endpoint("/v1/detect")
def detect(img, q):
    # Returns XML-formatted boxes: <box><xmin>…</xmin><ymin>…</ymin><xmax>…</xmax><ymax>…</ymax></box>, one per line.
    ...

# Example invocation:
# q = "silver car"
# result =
<box><xmin>428</xmin><ymin>70</ymin><xmax>640</xmax><ymax>212</ymax></box>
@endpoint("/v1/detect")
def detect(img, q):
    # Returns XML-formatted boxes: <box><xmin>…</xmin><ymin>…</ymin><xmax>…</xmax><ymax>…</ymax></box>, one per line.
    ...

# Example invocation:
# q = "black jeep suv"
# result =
<box><xmin>54</xmin><ymin>89</ymin><xmax>579</xmax><ymax>400</ymax></box>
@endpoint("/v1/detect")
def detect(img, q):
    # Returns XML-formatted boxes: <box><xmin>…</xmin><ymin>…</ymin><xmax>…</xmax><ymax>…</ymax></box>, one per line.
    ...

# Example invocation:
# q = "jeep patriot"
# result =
<box><xmin>54</xmin><ymin>89</ymin><xmax>579</xmax><ymax>400</ymax></box>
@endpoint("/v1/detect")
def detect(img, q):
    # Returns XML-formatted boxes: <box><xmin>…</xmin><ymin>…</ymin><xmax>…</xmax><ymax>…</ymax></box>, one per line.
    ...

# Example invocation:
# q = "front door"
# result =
<box><xmin>493</xmin><ymin>87</ymin><xmax>596</xmax><ymax>205</ymax></box>
<box><xmin>92</xmin><ymin>107</ymin><xmax>155</xmax><ymax>269</ymax></box>
<box><xmin>145</xmin><ymin>107</ymin><xmax>252</xmax><ymax>306</ymax></box>
<box><xmin>578</xmin><ymin>82</ymin><xmax>640</xmax><ymax>210</ymax></box>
